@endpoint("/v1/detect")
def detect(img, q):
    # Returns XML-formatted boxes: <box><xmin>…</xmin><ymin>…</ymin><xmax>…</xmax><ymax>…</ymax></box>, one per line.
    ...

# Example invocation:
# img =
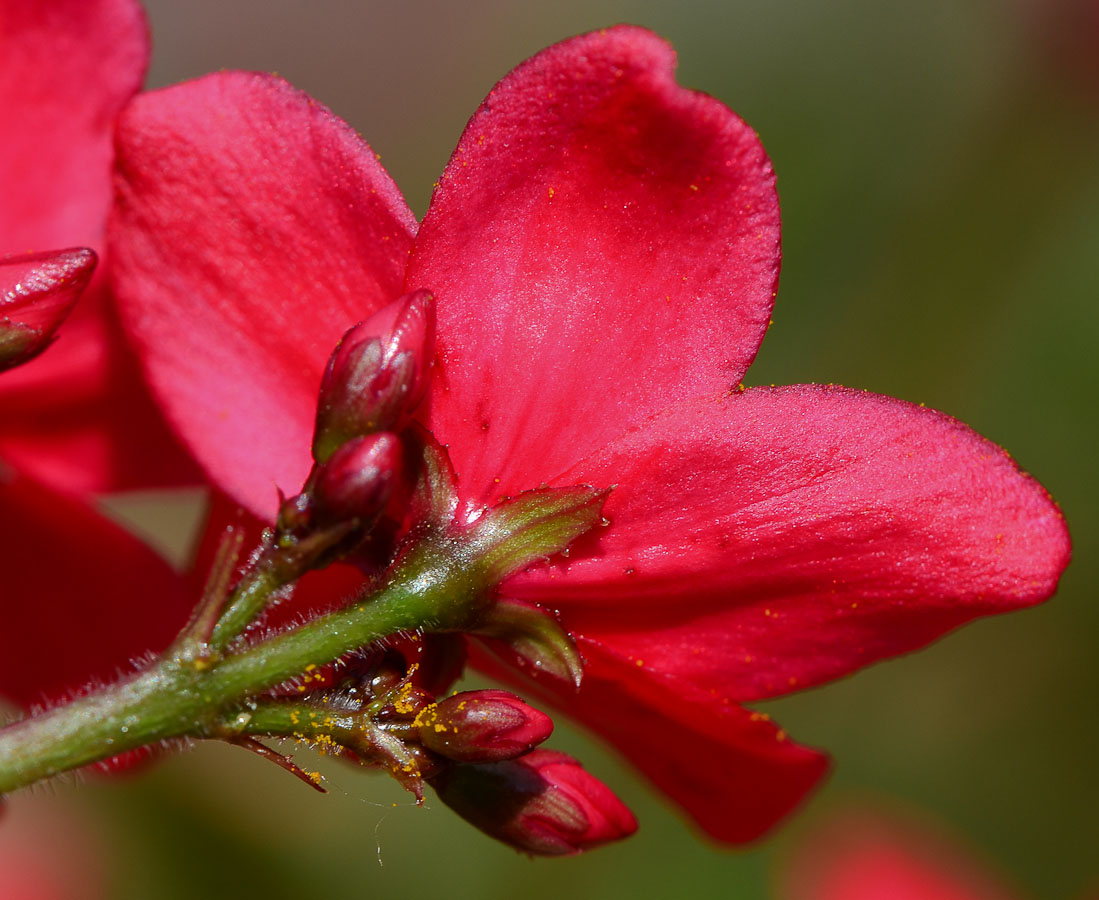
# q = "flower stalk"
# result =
<box><xmin>0</xmin><ymin>479</ymin><xmax>603</xmax><ymax>796</ymax></box>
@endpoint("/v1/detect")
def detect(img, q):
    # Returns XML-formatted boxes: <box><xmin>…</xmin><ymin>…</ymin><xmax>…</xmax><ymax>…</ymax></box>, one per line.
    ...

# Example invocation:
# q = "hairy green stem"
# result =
<box><xmin>0</xmin><ymin>535</ymin><xmax>474</xmax><ymax>795</ymax></box>
<box><xmin>0</xmin><ymin>483</ymin><xmax>602</xmax><ymax>797</ymax></box>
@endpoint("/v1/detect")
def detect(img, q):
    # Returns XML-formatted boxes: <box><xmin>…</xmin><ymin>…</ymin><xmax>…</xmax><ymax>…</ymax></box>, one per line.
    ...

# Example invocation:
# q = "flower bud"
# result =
<box><xmin>312</xmin><ymin>290</ymin><xmax>435</xmax><ymax>463</ymax></box>
<box><xmin>430</xmin><ymin>749</ymin><xmax>638</xmax><ymax>856</ymax></box>
<box><xmin>416</xmin><ymin>690</ymin><xmax>553</xmax><ymax>763</ymax></box>
<box><xmin>313</xmin><ymin>432</ymin><xmax>402</xmax><ymax>524</ymax></box>
<box><xmin>1</xmin><ymin>248</ymin><xmax>95</xmax><ymax>371</ymax></box>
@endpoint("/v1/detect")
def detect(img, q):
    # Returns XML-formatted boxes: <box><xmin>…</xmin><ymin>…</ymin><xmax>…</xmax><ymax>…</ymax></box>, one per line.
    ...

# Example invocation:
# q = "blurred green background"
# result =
<box><xmin>14</xmin><ymin>1</ymin><xmax>1099</xmax><ymax>897</ymax></box>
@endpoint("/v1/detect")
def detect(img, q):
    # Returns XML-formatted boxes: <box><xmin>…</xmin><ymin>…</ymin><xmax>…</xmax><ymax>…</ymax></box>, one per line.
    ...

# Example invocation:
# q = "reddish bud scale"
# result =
<box><xmin>415</xmin><ymin>689</ymin><xmax>553</xmax><ymax>763</ymax></box>
<box><xmin>430</xmin><ymin>748</ymin><xmax>637</xmax><ymax>856</ymax></box>
<box><xmin>0</xmin><ymin>248</ymin><xmax>96</xmax><ymax>371</ymax></box>
<box><xmin>313</xmin><ymin>432</ymin><xmax>402</xmax><ymax>524</ymax></box>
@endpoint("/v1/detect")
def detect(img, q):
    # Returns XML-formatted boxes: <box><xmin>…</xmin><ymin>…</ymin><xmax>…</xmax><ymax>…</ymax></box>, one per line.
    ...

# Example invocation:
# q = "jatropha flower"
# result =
<box><xmin>97</xmin><ymin>26</ymin><xmax>1069</xmax><ymax>846</ymax></box>
<box><xmin>0</xmin><ymin>0</ymin><xmax>194</xmax><ymax>713</ymax></box>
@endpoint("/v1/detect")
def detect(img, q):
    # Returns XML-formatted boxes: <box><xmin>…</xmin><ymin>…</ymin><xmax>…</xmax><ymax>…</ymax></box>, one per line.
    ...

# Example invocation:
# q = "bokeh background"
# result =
<box><xmin>8</xmin><ymin>1</ymin><xmax>1098</xmax><ymax>897</ymax></box>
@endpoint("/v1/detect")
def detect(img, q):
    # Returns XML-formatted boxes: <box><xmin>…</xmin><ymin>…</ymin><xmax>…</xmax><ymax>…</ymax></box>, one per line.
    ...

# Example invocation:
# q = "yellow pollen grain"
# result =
<box><xmin>689</xmin><ymin>183</ymin><xmax>699</xmax><ymax>191</ymax></box>
<box><xmin>548</xmin><ymin>187</ymin><xmax>555</xmax><ymax>199</ymax></box>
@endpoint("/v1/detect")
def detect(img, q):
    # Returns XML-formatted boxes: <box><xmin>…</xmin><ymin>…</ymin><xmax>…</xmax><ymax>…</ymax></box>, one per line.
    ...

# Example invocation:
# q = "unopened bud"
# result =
<box><xmin>416</xmin><ymin>690</ymin><xmax>553</xmax><ymax>763</ymax></box>
<box><xmin>430</xmin><ymin>749</ymin><xmax>637</xmax><ymax>856</ymax></box>
<box><xmin>313</xmin><ymin>290</ymin><xmax>435</xmax><ymax>463</ymax></box>
<box><xmin>1</xmin><ymin>248</ymin><xmax>95</xmax><ymax>371</ymax></box>
<box><xmin>313</xmin><ymin>432</ymin><xmax>401</xmax><ymax>524</ymax></box>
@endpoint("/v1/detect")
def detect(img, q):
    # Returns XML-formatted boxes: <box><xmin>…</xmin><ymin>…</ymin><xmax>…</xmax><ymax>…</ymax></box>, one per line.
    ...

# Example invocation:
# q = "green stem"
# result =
<box><xmin>207</xmin><ymin>560</ymin><xmax>287</xmax><ymax>650</ymax></box>
<box><xmin>0</xmin><ymin>483</ymin><xmax>602</xmax><ymax>797</ymax></box>
<box><xmin>0</xmin><ymin>534</ymin><xmax>475</xmax><ymax>795</ymax></box>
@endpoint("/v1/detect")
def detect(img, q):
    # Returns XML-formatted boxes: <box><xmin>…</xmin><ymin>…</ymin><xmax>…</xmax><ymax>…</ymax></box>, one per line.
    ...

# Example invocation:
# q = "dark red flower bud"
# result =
<box><xmin>312</xmin><ymin>290</ymin><xmax>435</xmax><ymax>463</ymax></box>
<box><xmin>430</xmin><ymin>749</ymin><xmax>638</xmax><ymax>856</ymax></box>
<box><xmin>415</xmin><ymin>689</ymin><xmax>553</xmax><ymax>763</ymax></box>
<box><xmin>313</xmin><ymin>432</ymin><xmax>402</xmax><ymax>523</ymax></box>
<box><xmin>0</xmin><ymin>248</ymin><xmax>95</xmax><ymax>371</ymax></box>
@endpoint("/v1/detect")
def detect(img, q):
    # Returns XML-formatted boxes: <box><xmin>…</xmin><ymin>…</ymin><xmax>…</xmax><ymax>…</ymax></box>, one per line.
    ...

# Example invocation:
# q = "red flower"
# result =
<box><xmin>108</xmin><ymin>27</ymin><xmax>1070</xmax><ymax>841</ymax></box>
<box><xmin>0</xmin><ymin>0</ymin><xmax>193</xmax><ymax>710</ymax></box>
<box><xmin>783</xmin><ymin>808</ymin><xmax>1024</xmax><ymax>900</ymax></box>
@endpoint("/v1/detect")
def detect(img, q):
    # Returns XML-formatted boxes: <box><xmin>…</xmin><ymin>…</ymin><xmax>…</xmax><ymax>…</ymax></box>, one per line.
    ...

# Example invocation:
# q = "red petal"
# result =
<box><xmin>0</xmin><ymin>0</ymin><xmax>147</xmax><ymax>252</ymax></box>
<box><xmin>0</xmin><ymin>470</ymin><xmax>192</xmax><ymax>708</ymax></box>
<box><xmin>0</xmin><ymin>291</ymin><xmax>201</xmax><ymax>492</ymax></box>
<box><xmin>471</xmin><ymin>639</ymin><xmax>828</xmax><ymax>844</ymax></box>
<box><xmin>506</xmin><ymin>385</ymin><xmax>1070</xmax><ymax>702</ymax></box>
<box><xmin>0</xmin><ymin>0</ymin><xmax>193</xmax><ymax>492</ymax></box>
<box><xmin>410</xmin><ymin>25</ymin><xmax>779</xmax><ymax>509</ymax></box>
<box><xmin>111</xmin><ymin>72</ymin><xmax>417</xmax><ymax>518</ymax></box>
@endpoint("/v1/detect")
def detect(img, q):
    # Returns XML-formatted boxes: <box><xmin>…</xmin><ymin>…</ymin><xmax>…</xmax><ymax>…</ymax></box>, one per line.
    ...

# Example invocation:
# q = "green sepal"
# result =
<box><xmin>474</xmin><ymin>597</ymin><xmax>584</xmax><ymax>688</ymax></box>
<box><xmin>466</xmin><ymin>485</ymin><xmax>609</xmax><ymax>585</ymax></box>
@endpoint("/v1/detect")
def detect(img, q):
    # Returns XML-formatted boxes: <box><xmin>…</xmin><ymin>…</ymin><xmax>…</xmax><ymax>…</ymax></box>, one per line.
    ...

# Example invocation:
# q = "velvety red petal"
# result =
<box><xmin>0</xmin><ymin>469</ymin><xmax>192</xmax><ymax>708</ymax></box>
<box><xmin>471</xmin><ymin>639</ymin><xmax>828</xmax><ymax>844</ymax></box>
<box><xmin>0</xmin><ymin>291</ymin><xmax>201</xmax><ymax>492</ymax></box>
<box><xmin>784</xmin><ymin>809</ymin><xmax>1020</xmax><ymax>900</ymax></box>
<box><xmin>0</xmin><ymin>0</ymin><xmax>146</xmax><ymax>252</ymax></box>
<box><xmin>410</xmin><ymin>25</ymin><xmax>780</xmax><ymax>509</ymax></box>
<box><xmin>111</xmin><ymin>72</ymin><xmax>418</xmax><ymax>518</ymax></box>
<box><xmin>506</xmin><ymin>385</ymin><xmax>1070</xmax><ymax>702</ymax></box>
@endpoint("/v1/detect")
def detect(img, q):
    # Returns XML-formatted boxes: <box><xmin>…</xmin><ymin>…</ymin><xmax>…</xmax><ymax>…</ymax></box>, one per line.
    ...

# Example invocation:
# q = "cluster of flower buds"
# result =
<box><xmin>279</xmin><ymin>647</ymin><xmax>634</xmax><ymax>855</ymax></box>
<box><xmin>312</xmin><ymin>288</ymin><xmax>435</xmax><ymax>465</ymax></box>
<box><xmin>0</xmin><ymin>248</ymin><xmax>95</xmax><ymax>372</ymax></box>
<box><xmin>268</xmin><ymin>290</ymin><xmax>436</xmax><ymax>572</ymax></box>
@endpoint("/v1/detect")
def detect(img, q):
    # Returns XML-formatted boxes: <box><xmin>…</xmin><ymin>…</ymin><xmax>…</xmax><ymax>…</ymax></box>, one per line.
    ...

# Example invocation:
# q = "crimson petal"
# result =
<box><xmin>111</xmin><ymin>72</ymin><xmax>418</xmax><ymax>518</ymax></box>
<box><xmin>0</xmin><ymin>0</ymin><xmax>193</xmax><ymax>492</ymax></box>
<box><xmin>506</xmin><ymin>385</ymin><xmax>1070</xmax><ymax>702</ymax></box>
<box><xmin>411</xmin><ymin>26</ymin><xmax>780</xmax><ymax>509</ymax></box>
<box><xmin>471</xmin><ymin>639</ymin><xmax>828</xmax><ymax>844</ymax></box>
<box><xmin>0</xmin><ymin>0</ymin><xmax>146</xmax><ymax>252</ymax></box>
<box><xmin>0</xmin><ymin>469</ymin><xmax>191</xmax><ymax>708</ymax></box>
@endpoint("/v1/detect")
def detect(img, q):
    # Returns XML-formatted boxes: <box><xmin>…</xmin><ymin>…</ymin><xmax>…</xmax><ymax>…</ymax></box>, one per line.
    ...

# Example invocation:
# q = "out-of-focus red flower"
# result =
<box><xmin>783</xmin><ymin>808</ymin><xmax>1023</xmax><ymax>900</ymax></box>
<box><xmin>1027</xmin><ymin>0</ymin><xmax>1099</xmax><ymax>98</ymax></box>
<box><xmin>0</xmin><ymin>0</ymin><xmax>195</xmax><ymax>492</ymax></box>
<box><xmin>0</xmin><ymin>0</ymin><xmax>195</xmax><ymax>712</ymax></box>
<box><xmin>0</xmin><ymin>795</ymin><xmax>107</xmax><ymax>900</ymax></box>
<box><xmin>107</xmin><ymin>27</ymin><xmax>1070</xmax><ymax>841</ymax></box>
